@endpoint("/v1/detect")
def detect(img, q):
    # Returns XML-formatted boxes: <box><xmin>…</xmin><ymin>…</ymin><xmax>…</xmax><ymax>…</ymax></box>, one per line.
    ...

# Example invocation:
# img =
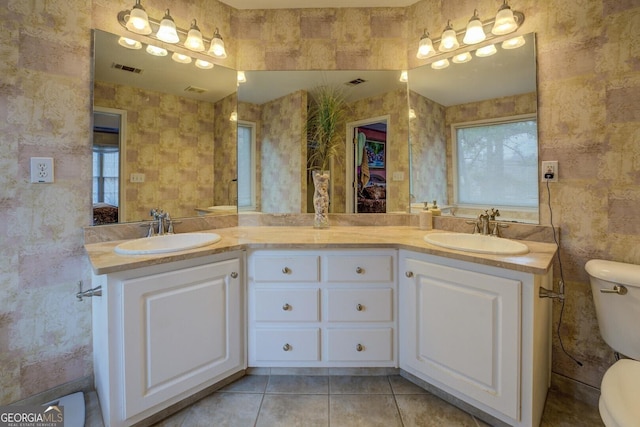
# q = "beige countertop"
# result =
<box><xmin>84</xmin><ymin>226</ymin><xmax>558</xmax><ymax>276</ymax></box>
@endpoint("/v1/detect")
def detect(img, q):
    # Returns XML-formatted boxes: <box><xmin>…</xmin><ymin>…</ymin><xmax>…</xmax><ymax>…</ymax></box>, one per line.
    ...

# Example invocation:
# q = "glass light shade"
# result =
<box><xmin>502</xmin><ymin>35</ymin><xmax>525</xmax><ymax>49</ymax></box>
<box><xmin>146</xmin><ymin>45</ymin><xmax>167</xmax><ymax>56</ymax></box>
<box><xmin>118</xmin><ymin>37</ymin><xmax>142</xmax><ymax>49</ymax></box>
<box><xmin>463</xmin><ymin>15</ymin><xmax>486</xmax><ymax>45</ymax></box>
<box><xmin>409</xmin><ymin>109</ymin><xmax>417</xmax><ymax>120</ymax></box>
<box><xmin>475</xmin><ymin>44</ymin><xmax>497</xmax><ymax>57</ymax></box>
<box><xmin>431</xmin><ymin>58</ymin><xmax>450</xmax><ymax>70</ymax></box>
<box><xmin>229</xmin><ymin>111</ymin><xmax>238</xmax><ymax>122</ymax></box>
<box><xmin>439</xmin><ymin>23</ymin><xmax>459</xmax><ymax>52</ymax></box>
<box><xmin>452</xmin><ymin>52</ymin><xmax>472</xmax><ymax>63</ymax></box>
<box><xmin>237</xmin><ymin>71</ymin><xmax>247</xmax><ymax>83</ymax></box>
<box><xmin>208</xmin><ymin>31</ymin><xmax>227</xmax><ymax>58</ymax></box>
<box><xmin>185</xmin><ymin>20</ymin><xmax>205</xmax><ymax>52</ymax></box>
<box><xmin>399</xmin><ymin>70</ymin><xmax>408</xmax><ymax>82</ymax></box>
<box><xmin>492</xmin><ymin>4</ymin><xmax>518</xmax><ymax>35</ymax></box>
<box><xmin>171</xmin><ymin>52</ymin><xmax>192</xmax><ymax>63</ymax></box>
<box><xmin>156</xmin><ymin>10</ymin><xmax>180</xmax><ymax>43</ymax></box>
<box><xmin>416</xmin><ymin>33</ymin><xmax>436</xmax><ymax>59</ymax></box>
<box><xmin>126</xmin><ymin>2</ymin><xmax>152</xmax><ymax>35</ymax></box>
<box><xmin>195</xmin><ymin>59</ymin><xmax>214</xmax><ymax>69</ymax></box>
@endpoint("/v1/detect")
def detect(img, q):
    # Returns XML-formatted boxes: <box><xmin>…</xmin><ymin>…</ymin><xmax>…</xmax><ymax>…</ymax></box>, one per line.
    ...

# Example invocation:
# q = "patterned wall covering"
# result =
<box><xmin>94</xmin><ymin>81</ymin><xmax>217</xmax><ymax>221</ymax></box>
<box><xmin>1</xmin><ymin>0</ymin><xmax>638</xmax><ymax>404</ymax></box>
<box><xmin>238</xmin><ymin>101</ymin><xmax>263</xmax><ymax>211</ymax></box>
<box><xmin>213</xmin><ymin>93</ymin><xmax>239</xmax><ymax>207</ymax></box>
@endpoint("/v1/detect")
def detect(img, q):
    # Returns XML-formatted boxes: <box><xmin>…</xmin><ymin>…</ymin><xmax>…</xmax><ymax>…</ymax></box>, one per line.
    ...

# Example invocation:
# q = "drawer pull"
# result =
<box><xmin>405</xmin><ymin>271</ymin><xmax>414</xmax><ymax>278</ymax></box>
<box><xmin>356</xmin><ymin>344</ymin><xmax>364</xmax><ymax>352</ymax></box>
<box><xmin>356</xmin><ymin>303</ymin><xmax>364</xmax><ymax>312</ymax></box>
<box><xmin>356</xmin><ymin>267</ymin><xmax>364</xmax><ymax>274</ymax></box>
<box><xmin>282</xmin><ymin>303</ymin><xmax>291</xmax><ymax>311</ymax></box>
<box><xmin>230</xmin><ymin>271</ymin><xmax>238</xmax><ymax>279</ymax></box>
<box><xmin>282</xmin><ymin>267</ymin><xmax>292</xmax><ymax>274</ymax></box>
<box><xmin>283</xmin><ymin>343</ymin><xmax>291</xmax><ymax>351</ymax></box>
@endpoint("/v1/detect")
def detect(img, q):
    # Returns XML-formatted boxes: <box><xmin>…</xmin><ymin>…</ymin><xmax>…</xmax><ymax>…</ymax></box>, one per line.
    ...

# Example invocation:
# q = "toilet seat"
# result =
<box><xmin>599</xmin><ymin>359</ymin><xmax>640</xmax><ymax>427</ymax></box>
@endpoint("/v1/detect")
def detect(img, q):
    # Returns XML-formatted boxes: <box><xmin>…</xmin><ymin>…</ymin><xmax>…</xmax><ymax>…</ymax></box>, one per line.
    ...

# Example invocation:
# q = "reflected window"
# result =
<box><xmin>453</xmin><ymin>114</ymin><xmax>538</xmax><ymax>208</ymax></box>
<box><xmin>238</xmin><ymin>121</ymin><xmax>256</xmax><ymax>210</ymax></box>
<box><xmin>92</xmin><ymin>147</ymin><xmax>119</xmax><ymax>206</ymax></box>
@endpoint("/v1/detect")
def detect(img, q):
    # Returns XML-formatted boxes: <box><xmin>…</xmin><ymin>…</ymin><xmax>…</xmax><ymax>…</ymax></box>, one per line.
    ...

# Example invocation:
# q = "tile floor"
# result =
<box><xmin>86</xmin><ymin>374</ymin><xmax>604</xmax><ymax>426</ymax></box>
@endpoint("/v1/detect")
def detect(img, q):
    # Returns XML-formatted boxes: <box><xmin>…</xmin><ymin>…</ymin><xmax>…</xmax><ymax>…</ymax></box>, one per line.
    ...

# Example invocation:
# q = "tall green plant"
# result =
<box><xmin>307</xmin><ymin>85</ymin><xmax>350</xmax><ymax>172</ymax></box>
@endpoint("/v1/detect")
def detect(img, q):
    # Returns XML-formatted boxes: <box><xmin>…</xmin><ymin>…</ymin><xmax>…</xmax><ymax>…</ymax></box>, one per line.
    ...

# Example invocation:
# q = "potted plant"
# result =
<box><xmin>306</xmin><ymin>84</ymin><xmax>350</xmax><ymax>228</ymax></box>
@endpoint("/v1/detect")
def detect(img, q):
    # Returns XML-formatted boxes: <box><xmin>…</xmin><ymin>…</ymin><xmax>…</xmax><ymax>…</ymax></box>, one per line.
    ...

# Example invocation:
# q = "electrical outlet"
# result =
<box><xmin>30</xmin><ymin>157</ymin><xmax>54</xmax><ymax>183</ymax></box>
<box><xmin>541</xmin><ymin>160</ymin><xmax>558</xmax><ymax>182</ymax></box>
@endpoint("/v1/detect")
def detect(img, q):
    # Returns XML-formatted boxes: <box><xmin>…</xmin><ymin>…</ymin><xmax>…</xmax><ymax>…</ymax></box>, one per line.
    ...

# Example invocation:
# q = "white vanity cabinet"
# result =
<box><xmin>92</xmin><ymin>252</ymin><xmax>245</xmax><ymax>427</ymax></box>
<box><xmin>247</xmin><ymin>249</ymin><xmax>397</xmax><ymax>367</ymax></box>
<box><xmin>399</xmin><ymin>249</ymin><xmax>552</xmax><ymax>427</ymax></box>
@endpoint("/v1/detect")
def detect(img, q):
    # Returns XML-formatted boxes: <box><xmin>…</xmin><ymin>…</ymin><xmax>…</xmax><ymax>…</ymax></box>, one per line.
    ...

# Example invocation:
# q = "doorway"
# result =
<box><xmin>346</xmin><ymin>116</ymin><xmax>389</xmax><ymax>213</ymax></box>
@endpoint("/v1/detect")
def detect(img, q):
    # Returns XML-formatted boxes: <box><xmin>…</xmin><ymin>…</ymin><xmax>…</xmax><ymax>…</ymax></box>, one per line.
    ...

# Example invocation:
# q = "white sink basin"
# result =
<box><xmin>115</xmin><ymin>232</ymin><xmax>222</xmax><ymax>255</ymax></box>
<box><xmin>423</xmin><ymin>233</ymin><xmax>529</xmax><ymax>255</ymax></box>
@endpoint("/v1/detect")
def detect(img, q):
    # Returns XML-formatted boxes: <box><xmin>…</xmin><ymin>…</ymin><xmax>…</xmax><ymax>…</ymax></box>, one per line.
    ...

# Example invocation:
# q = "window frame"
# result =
<box><xmin>237</xmin><ymin>120</ymin><xmax>257</xmax><ymax>211</ymax></box>
<box><xmin>451</xmin><ymin>113</ymin><xmax>538</xmax><ymax>212</ymax></box>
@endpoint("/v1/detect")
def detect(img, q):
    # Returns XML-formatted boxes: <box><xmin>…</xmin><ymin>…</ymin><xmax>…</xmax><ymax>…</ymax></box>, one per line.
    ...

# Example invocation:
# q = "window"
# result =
<box><xmin>453</xmin><ymin>114</ymin><xmax>538</xmax><ymax>208</ymax></box>
<box><xmin>92</xmin><ymin>147</ymin><xmax>119</xmax><ymax>206</ymax></box>
<box><xmin>237</xmin><ymin>121</ymin><xmax>256</xmax><ymax>210</ymax></box>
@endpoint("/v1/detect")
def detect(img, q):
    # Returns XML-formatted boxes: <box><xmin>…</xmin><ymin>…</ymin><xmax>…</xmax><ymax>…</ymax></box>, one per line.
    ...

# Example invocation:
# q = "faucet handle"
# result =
<box><xmin>491</xmin><ymin>222</ymin><xmax>509</xmax><ymax>237</ymax></box>
<box><xmin>489</xmin><ymin>208</ymin><xmax>500</xmax><ymax>220</ymax></box>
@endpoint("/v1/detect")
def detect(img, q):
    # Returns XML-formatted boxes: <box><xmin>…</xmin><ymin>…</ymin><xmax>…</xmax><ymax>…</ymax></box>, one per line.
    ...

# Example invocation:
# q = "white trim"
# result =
<box><xmin>345</xmin><ymin>115</ymin><xmax>391</xmax><ymax>213</ymax></box>
<box><xmin>237</xmin><ymin>120</ymin><xmax>257</xmax><ymax>211</ymax></box>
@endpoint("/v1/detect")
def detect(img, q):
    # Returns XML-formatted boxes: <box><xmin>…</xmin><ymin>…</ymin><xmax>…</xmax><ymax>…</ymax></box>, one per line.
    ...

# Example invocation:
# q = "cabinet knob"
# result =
<box><xmin>405</xmin><ymin>271</ymin><xmax>414</xmax><ymax>278</ymax></box>
<box><xmin>282</xmin><ymin>303</ymin><xmax>291</xmax><ymax>311</ymax></box>
<box><xmin>355</xmin><ymin>267</ymin><xmax>364</xmax><ymax>274</ymax></box>
<box><xmin>356</xmin><ymin>303</ymin><xmax>364</xmax><ymax>311</ymax></box>
<box><xmin>283</xmin><ymin>343</ymin><xmax>291</xmax><ymax>351</ymax></box>
<box><xmin>230</xmin><ymin>271</ymin><xmax>238</xmax><ymax>279</ymax></box>
<box><xmin>356</xmin><ymin>344</ymin><xmax>364</xmax><ymax>352</ymax></box>
<box><xmin>282</xmin><ymin>267</ymin><xmax>291</xmax><ymax>274</ymax></box>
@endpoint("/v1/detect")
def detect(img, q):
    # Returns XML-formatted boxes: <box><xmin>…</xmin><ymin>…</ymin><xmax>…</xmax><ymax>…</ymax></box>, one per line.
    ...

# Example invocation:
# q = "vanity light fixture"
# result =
<box><xmin>118</xmin><ymin>37</ymin><xmax>142</xmax><ymax>49</ymax></box>
<box><xmin>237</xmin><ymin>71</ymin><xmax>247</xmax><ymax>83</ymax></box>
<box><xmin>399</xmin><ymin>70</ymin><xmax>408</xmax><ymax>82</ymax></box>
<box><xmin>431</xmin><ymin>58</ymin><xmax>450</xmax><ymax>70</ymax></box>
<box><xmin>439</xmin><ymin>21</ymin><xmax>460</xmax><ymax>52</ymax></box>
<box><xmin>184</xmin><ymin>20</ymin><xmax>205</xmax><ymax>52</ymax></box>
<box><xmin>462</xmin><ymin>10</ymin><xmax>486</xmax><ymax>45</ymax></box>
<box><xmin>492</xmin><ymin>0</ymin><xmax>518</xmax><ymax>35</ymax></box>
<box><xmin>452</xmin><ymin>52</ymin><xmax>472</xmax><ymax>64</ymax></box>
<box><xmin>475</xmin><ymin>44</ymin><xmax>497</xmax><ymax>57</ymax></box>
<box><xmin>146</xmin><ymin>44</ymin><xmax>167</xmax><ymax>56</ymax></box>
<box><xmin>416</xmin><ymin>30</ymin><xmax>436</xmax><ymax>59</ymax></box>
<box><xmin>125</xmin><ymin>0</ymin><xmax>152</xmax><ymax>35</ymax></box>
<box><xmin>195</xmin><ymin>59</ymin><xmax>214</xmax><ymax>69</ymax></box>
<box><xmin>171</xmin><ymin>52</ymin><xmax>192</xmax><ymax>64</ymax></box>
<box><xmin>502</xmin><ymin>35</ymin><xmax>525</xmax><ymax>49</ymax></box>
<box><xmin>156</xmin><ymin>9</ymin><xmax>179</xmax><ymax>43</ymax></box>
<box><xmin>208</xmin><ymin>28</ymin><xmax>227</xmax><ymax>59</ymax></box>
<box><xmin>229</xmin><ymin>111</ymin><xmax>238</xmax><ymax>122</ymax></box>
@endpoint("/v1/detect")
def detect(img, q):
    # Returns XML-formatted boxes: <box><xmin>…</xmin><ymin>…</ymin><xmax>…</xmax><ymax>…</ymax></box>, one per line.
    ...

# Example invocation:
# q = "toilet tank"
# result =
<box><xmin>586</xmin><ymin>259</ymin><xmax>640</xmax><ymax>360</ymax></box>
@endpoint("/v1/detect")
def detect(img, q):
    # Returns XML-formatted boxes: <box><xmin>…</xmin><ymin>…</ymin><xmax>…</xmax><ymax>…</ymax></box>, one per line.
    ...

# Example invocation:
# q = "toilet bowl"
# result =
<box><xmin>586</xmin><ymin>259</ymin><xmax>640</xmax><ymax>427</ymax></box>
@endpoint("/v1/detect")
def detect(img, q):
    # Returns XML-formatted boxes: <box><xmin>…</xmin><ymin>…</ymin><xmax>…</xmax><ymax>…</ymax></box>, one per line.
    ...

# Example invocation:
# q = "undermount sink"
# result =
<box><xmin>423</xmin><ymin>232</ymin><xmax>529</xmax><ymax>255</ymax></box>
<box><xmin>114</xmin><ymin>232</ymin><xmax>222</xmax><ymax>255</ymax></box>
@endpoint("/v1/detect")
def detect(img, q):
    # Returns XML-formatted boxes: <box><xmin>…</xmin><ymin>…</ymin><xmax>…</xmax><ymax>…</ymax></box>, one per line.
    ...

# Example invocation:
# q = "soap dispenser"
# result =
<box><xmin>430</xmin><ymin>200</ymin><xmax>442</xmax><ymax>216</ymax></box>
<box><xmin>419</xmin><ymin>202</ymin><xmax>433</xmax><ymax>230</ymax></box>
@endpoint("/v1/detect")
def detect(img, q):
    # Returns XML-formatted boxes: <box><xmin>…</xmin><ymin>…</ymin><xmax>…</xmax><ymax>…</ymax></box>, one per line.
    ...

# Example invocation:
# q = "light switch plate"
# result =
<box><xmin>30</xmin><ymin>157</ymin><xmax>54</xmax><ymax>183</ymax></box>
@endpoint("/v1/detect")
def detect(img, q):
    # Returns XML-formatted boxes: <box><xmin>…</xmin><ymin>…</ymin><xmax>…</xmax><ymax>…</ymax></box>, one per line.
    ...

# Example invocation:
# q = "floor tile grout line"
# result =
<box><xmin>387</xmin><ymin>375</ymin><xmax>406</xmax><ymax>427</ymax></box>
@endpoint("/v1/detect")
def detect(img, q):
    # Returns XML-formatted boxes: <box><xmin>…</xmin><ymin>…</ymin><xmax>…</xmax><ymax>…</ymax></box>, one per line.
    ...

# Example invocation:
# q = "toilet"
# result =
<box><xmin>586</xmin><ymin>259</ymin><xmax>640</xmax><ymax>427</ymax></box>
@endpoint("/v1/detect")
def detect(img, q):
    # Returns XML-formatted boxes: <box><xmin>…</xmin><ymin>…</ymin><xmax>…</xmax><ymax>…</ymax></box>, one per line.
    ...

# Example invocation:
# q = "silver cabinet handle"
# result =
<box><xmin>356</xmin><ymin>303</ymin><xmax>364</xmax><ymax>311</ymax></box>
<box><xmin>283</xmin><ymin>343</ymin><xmax>291</xmax><ymax>351</ymax></box>
<box><xmin>230</xmin><ymin>272</ymin><xmax>238</xmax><ymax>279</ymax></box>
<box><xmin>356</xmin><ymin>344</ymin><xmax>364</xmax><ymax>352</ymax></box>
<box><xmin>282</xmin><ymin>267</ymin><xmax>291</xmax><ymax>274</ymax></box>
<box><xmin>600</xmin><ymin>285</ymin><xmax>627</xmax><ymax>295</ymax></box>
<box><xmin>405</xmin><ymin>271</ymin><xmax>414</xmax><ymax>278</ymax></box>
<box><xmin>356</xmin><ymin>267</ymin><xmax>364</xmax><ymax>274</ymax></box>
<box><xmin>282</xmin><ymin>303</ymin><xmax>291</xmax><ymax>311</ymax></box>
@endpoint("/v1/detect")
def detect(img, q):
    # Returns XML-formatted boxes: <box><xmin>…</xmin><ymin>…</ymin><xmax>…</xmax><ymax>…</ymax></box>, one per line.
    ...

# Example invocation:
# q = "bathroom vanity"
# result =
<box><xmin>85</xmin><ymin>225</ymin><xmax>556</xmax><ymax>427</ymax></box>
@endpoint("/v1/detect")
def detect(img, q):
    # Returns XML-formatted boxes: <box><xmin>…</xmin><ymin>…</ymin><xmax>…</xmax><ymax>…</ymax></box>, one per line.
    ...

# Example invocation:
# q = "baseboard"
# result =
<box><xmin>10</xmin><ymin>376</ymin><xmax>94</xmax><ymax>407</ymax></box>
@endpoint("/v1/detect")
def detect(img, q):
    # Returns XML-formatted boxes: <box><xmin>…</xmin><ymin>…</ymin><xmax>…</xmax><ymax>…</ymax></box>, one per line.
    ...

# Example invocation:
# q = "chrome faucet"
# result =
<box><xmin>467</xmin><ymin>208</ymin><xmax>505</xmax><ymax>236</ymax></box>
<box><xmin>150</xmin><ymin>208</ymin><xmax>170</xmax><ymax>235</ymax></box>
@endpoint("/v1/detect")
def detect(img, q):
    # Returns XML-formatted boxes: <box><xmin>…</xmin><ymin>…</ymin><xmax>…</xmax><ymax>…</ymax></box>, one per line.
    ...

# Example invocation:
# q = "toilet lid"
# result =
<box><xmin>601</xmin><ymin>359</ymin><xmax>640</xmax><ymax>427</ymax></box>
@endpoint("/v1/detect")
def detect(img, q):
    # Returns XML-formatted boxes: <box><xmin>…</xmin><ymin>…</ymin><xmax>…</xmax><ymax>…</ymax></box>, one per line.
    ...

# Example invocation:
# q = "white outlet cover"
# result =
<box><xmin>30</xmin><ymin>157</ymin><xmax>54</xmax><ymax>183</ymax></box>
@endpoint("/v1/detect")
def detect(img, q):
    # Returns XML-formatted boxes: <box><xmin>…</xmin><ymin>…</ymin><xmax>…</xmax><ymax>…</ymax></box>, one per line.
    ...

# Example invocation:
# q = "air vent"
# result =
<box><xmin>111</xmin><ymin>63</ymin><xmax>143</xmax><ymax>74</ymax></box>
<box><xmin>184</xmin><ymin>86</ymin><xmax>207</xmax><ymax>94</ymax></box>
<box><xmin>345</xmin><ymin>78</ymin><xmax>367</xmax><ymax>86</ymax></box>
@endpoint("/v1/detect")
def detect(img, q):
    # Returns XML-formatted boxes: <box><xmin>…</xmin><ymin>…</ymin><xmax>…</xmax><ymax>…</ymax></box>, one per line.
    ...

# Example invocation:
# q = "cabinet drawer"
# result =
<box><xmin>327</xmin><ymin>328</ymin><xmax>393</xmax><ymax>362</ymax></box>
<box><xmin>254</xmin><ymin>288</ymin><xmax>319</xmax><ymax>322</ymax></box>
<box><xmin>254</xmin><ymin>329</ymin><xmax>320</xmax><ymax>362</ymax></box>
<box><xmin>325</xmin><ymin>255</ymin><xmax>393</xmax><ymax>282</ymax></box>
<box><xmin>253</xmin><ymin>256</ymin><xmax>320</xmax><ymax>282</ymax></box>
<box><xmin>327</xmin><ymin>288</ymin><xmax>393</xmax><ymax>322</ymax></box>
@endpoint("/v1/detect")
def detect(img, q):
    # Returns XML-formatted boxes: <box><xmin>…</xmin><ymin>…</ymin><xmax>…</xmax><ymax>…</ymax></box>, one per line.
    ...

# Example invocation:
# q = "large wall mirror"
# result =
<box><xmin>408</xmin><ymin>32</ymin><xmax>538</xmax><ymax>223</ymax></box>
<box><xmin>92</xmin><ymin>30</ymin><xmax>237</xmax><ymax>225</ymax></box>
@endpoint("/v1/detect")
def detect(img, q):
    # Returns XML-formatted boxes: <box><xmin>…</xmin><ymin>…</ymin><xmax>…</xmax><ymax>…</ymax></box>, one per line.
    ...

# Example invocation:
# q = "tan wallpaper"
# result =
<box><xmin>1</xmin><ymin>0</ymin><xmax>638</xmax><ymax>404</ymax></box>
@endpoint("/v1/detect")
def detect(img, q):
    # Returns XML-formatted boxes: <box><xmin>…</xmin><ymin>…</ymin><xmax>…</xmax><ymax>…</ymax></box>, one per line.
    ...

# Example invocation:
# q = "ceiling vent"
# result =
<box><xmin>111</xmin><ymin>63</ymin><xmax>143</xmax><ymax>74</ymax></box>
<box><xmin>184</xmin><ymin>86</ymin><xmax>207</xmax><ymax>94</ymax></box>
<box><xmin>345</xmin><ymin>78</ymin><xmax>367</xmax><ymax>86</ymax></box>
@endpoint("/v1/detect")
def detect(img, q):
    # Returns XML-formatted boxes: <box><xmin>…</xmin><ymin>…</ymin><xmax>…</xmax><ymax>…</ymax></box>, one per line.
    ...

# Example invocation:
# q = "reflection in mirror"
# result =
<box><xmin>408</xmin><ymin>33</ymin><xmax>538</xmax><ymax>223</ymax></box>
<box><xmin>91</xmin><ymin>30</ymin><xmax>237</xmax><ymax>225</ymax></box>
<box><xmin>237</xmin><ymin>71</ymin><xmax>410</xmax><ymax>214</ymax></box>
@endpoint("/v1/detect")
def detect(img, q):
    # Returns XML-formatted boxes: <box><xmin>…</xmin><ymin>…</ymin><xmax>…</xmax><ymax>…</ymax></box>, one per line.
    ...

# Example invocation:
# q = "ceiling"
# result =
<box><xmin>218</xmin><ymin>0</ymin><xmax>420</xmax><ymax>9</ymax></box>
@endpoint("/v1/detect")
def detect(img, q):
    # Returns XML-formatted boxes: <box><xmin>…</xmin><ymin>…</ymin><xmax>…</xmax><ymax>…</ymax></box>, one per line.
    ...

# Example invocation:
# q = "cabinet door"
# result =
<box><xmin>400</xmin><ymin>256</ymin><xmax>521</xmax><ymax>420</ymax></box>
<box><xmin>122</xmin><ymin>258</ymin><xmax>241</xmax><ymax>419</ymax></box>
